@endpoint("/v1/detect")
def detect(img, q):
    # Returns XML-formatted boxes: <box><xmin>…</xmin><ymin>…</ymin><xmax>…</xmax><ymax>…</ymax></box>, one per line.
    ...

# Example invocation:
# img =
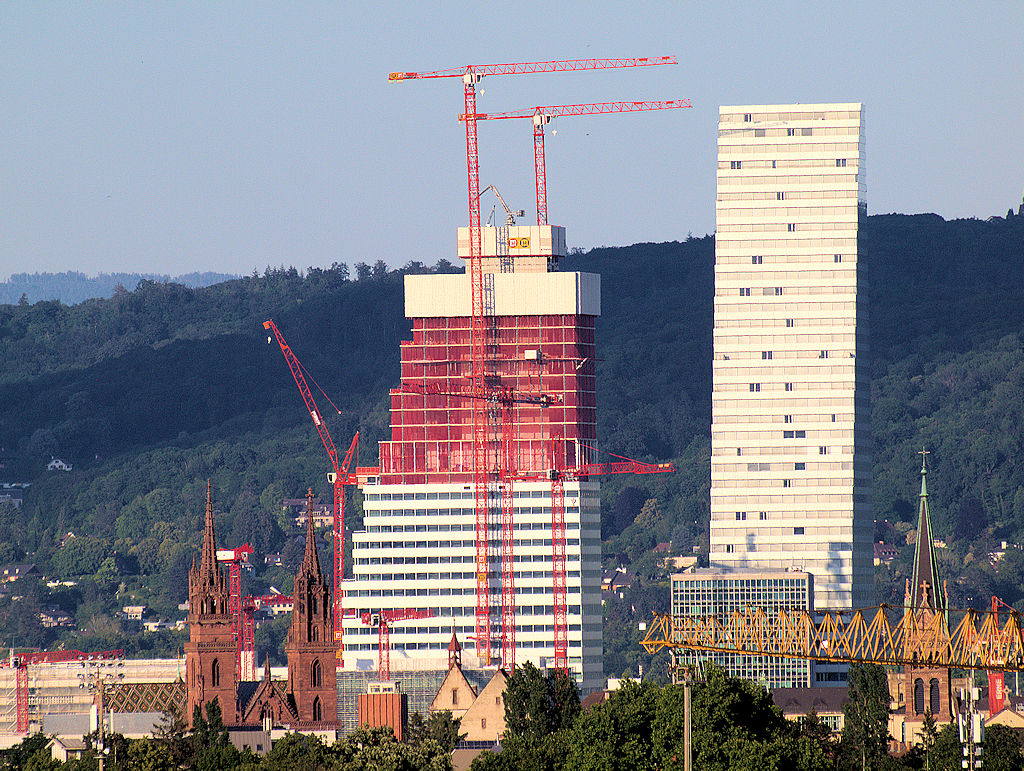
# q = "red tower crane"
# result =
<box><xmin>264</xmin><ymin>319</ymin><xmax>360</xmax><ymax>662</ymax></box>
<box><xmin>391</xmin><ymin>56</ymin><xmax>677</xmax><ymax>668</ymax></box>
<box><xmin>989</xmin><ymin>595</ymin><xmax>1016</xmax><ymax>715</ymax></box>
<box><xmin>4</xmin><ymin>650</ymin><xmax>123</xmax><ymax>733</ymax></box>
<box><xmin>217</xmin><ymin>543</ymin><xmax>254</xmax><ymax>679</ymax></box>
<box><xmin>532</xmin><ymin>452</ymin><xmax>674</xmax><ymax>671</ymax></box>
<box><xmin>462</xmin><ymin>99</ymin><xmax>692</xmax><ymax>225</ymax></box>
<box><xmin>360</xmin><ymin>609</ymin><xmax>435</xmax><ymax>682</ymax></box>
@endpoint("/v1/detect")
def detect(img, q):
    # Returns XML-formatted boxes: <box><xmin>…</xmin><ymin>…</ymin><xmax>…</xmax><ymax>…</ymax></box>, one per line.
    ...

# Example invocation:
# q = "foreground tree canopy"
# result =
<box><xmin>5</xmin><ymin>664</ymin><xmax>1023</xmax><ymax>770</ymax></box>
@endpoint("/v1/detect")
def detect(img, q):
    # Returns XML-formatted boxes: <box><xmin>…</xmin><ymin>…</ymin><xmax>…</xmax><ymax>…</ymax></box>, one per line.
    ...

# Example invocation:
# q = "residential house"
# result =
<box><xmin>873</xmin><ymin>542</ymin><xmax>900</xmax><ymax>566</ymax></box>
<box><xmin>772</xmin><ymin>687</ymin><xmax>847</xmax><ymax>733</ymax></box>
<box><xmin>601</xmin><ymin>567</ymin><xmax>634</xmax><ymax>598</ymax></box>
<box><xmin>283</xmin><ymin>497</ymin><xmax>332</xmax><ymax>528</ymax></box>
<box><xmin>122</xmin><ymin>606</ymin><xmax>147</xmax><ymax>622</ymax></box>
<box><xmin>39</xmin><ymin>608</ymin><xmax>75</xmax><ymax>629</ymax></box>
<box><xmin>48</xmin><ymin>737</ymin><xmax>87</xmax><ymax>763</ymax></box>
<box><xmin>2</xmin><ymin>563</ymin><xmax>40</xmax><ymax>582</ymax></box>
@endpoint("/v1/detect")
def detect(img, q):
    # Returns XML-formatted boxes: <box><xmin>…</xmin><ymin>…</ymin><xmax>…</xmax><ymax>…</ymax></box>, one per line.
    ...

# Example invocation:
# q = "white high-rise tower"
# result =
<box><xmin>710</xmin><ymin>104</ymin><xmax>872</xmax><ymax>615</ymax></box>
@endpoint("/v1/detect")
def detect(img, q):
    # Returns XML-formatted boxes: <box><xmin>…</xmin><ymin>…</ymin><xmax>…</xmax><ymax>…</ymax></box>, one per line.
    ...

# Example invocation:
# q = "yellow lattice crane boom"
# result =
<box><xmin>640</xmin><ymin>604</ymin><xmax>1024</xmax><ymax>671</ymax></box>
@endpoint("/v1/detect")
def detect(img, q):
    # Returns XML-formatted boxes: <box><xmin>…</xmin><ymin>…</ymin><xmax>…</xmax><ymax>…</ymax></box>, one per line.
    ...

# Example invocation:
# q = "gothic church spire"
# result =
<box><xmin>908</xmin><ymin>450</ymin><xmax>946</xmax><ymax>613</ymax></box>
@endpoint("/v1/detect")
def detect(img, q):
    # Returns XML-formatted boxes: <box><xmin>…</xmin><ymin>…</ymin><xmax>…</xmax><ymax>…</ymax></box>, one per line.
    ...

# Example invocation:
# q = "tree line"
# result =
<box><xmin>10</xmin><ymin>662</ymin><xmax>1018</xmax><ymax>770</ymax></box>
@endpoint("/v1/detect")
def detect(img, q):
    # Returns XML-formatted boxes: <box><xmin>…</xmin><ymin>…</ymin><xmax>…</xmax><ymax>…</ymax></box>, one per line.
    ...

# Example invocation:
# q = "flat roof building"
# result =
<box><xmin>704</xmin><ymin>103</ymin><xmax>872</xmax><ymax>685</ymax></box>
<box><xmin>671</xmin><ymin>569</ymin><xmax>814</xmax><ymax>688</ymax></box>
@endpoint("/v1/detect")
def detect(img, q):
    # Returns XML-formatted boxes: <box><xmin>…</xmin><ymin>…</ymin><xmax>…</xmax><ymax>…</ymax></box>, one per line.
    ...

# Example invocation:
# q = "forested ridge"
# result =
<box><xmin>1</xmin><ymin>213</ymin><xmax>1023</xmax><ymax>676</ymax></box>
<box><xmin>0</xmin><ymin>270</ymin><xmax>239</xmax><ymax>306</ymax></box>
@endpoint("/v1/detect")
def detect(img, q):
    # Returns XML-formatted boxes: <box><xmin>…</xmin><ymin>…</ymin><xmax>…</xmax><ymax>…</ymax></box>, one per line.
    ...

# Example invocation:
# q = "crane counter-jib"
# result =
<box><xmin>388</xmin><ymin>56</ymin><xmax>677</xmax><ymax>81</ymax></box>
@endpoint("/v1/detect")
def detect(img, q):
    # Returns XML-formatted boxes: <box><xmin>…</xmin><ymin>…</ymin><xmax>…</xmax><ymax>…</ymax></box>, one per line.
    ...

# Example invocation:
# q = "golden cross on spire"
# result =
<box><xmin>918</xmin><ymin>448</ymin><xmax>930</xmax><ymax>472</ymax></box>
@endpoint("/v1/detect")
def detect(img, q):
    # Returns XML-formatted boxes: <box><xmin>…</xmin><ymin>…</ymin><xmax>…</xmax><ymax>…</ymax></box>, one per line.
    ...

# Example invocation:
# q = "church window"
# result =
<box><xmin>930</xmin><ymin>679</ymin><xmax>940</xmax><ymax>715</ymax></box>
<box><xmin>914</xmin><ymin>678</ymin><xmax>924</xmax><ymax>714</ymax></box>
<box><xmin>452</xmin><ymin>689</ymin><xmax>458</xmax><ymax>706</ymax></box>
<box><xmin>481</xmin><ymin>718</ymin><xmax>486</xmax><ymax>729</ymax></box>
<box><xmin>312</xmin><ymin>625</ymin><xmax>320</xmax><ymax>642</ymax></box>
<box><xmin>312</xmin><ymin>659</ymin><xmax>322</xmax><ymax>688</ymax></box>
<box><xmin>313</xmin><ymin>697</ymin><xmax>322</xmax><ymax>722</ymax></box>
<box><xmin>311</xmin><ymin>595</ymin><xmax>317</xmax><ymax>615</ymax></box>
<box><xmin>212</xmin><ymin>659</ymin><xmax>220</xmax><ymax>688</ymax></box>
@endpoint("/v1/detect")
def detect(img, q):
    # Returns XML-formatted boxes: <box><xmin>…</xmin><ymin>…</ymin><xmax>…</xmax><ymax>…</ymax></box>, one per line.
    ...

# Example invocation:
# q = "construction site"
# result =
<box><xmin>0</xmin><ymin>56</ymin><xmax>686</xmax><ymax>745</ymax></box>
<box><xmin>4</xmin><ymin>58</ymin><xmax>1024</xmax><ymax>771</ymax></box>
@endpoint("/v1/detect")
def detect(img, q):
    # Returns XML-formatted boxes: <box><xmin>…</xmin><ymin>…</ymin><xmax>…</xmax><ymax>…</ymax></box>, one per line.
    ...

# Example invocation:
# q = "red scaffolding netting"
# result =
<box><xmin>378</xmin><ymin>313</ymin><xmax>597</xmax><ymax>485</ymax></box>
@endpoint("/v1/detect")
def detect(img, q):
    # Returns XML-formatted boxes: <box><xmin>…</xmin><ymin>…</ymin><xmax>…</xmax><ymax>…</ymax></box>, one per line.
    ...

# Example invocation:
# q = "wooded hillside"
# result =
<box><xmin>1</xmin><ymin>213</ymin><xmax>1023</xmax><ymax>674</ymax></box>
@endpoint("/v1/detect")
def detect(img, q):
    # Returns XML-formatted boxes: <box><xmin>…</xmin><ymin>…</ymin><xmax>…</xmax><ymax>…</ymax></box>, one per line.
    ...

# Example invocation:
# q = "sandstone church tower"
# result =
<box><xmin>285</xmin><ymin>490</ymin><xmax>337</xmax><ymax>726</ymax></box>
<box><xmin>185</xmin><ymin>483</ymin><xmax>238</xmax><ymax>726</ymax></box>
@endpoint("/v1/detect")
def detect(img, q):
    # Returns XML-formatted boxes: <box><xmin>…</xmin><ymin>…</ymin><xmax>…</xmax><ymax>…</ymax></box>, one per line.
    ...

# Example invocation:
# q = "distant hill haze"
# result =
<box><xmin>0</xmin><ymin>270</ymin><xmax>240</xmax><ymax>305</ymax></box>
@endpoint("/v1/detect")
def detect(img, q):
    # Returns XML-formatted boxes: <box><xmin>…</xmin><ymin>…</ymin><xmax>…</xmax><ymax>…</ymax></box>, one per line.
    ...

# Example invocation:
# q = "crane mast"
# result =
<box><xmin>217</xmin><ymin>543</ymin><xmax>254</xmax><ymax>679</ymax></box>
<box><xmin>361</xmin><ymin>608</ymin><xmax>435</xmax><ymax>682</ymax></box>
<box><xmin>264</xmin><ymin>319</ymin><xmax>357</xmax><ymax>662</ymax></box>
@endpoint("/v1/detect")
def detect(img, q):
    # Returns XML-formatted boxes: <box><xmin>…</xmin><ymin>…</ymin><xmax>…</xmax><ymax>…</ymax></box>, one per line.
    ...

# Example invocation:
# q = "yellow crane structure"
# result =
<box><xmin>640</xmin><ymin>603</ymin><xmax>1024</xmax><ymax>672</ymax></box>
<box><xmin>642</xmin><ymin>455</ymin><xmax>1022</xmax><ymax>678</ymax></box>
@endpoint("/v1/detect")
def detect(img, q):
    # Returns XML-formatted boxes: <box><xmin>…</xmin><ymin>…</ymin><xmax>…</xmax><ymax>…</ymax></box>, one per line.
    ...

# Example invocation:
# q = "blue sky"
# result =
<box><xmin>1</xmin><ymin>1</ymin><xmax>1022</xmax><ymax>279</ymax></box>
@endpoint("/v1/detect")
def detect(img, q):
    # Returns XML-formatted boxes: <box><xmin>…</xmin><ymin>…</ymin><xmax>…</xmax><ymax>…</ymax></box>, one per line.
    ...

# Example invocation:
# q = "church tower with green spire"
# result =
<box><xmin>903</xmin><ymin>450</ymin><xmax>952</xmax><ymax>732</ymax></box>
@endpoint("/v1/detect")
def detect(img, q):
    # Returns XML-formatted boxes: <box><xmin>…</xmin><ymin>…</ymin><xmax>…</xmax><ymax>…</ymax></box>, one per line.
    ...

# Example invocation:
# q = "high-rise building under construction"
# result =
<box><xmin>340</xmin><ymin>225</ymin><xmax>604</xmax><ymax>692</ymax></box>
<box><xmin>707</xmin><ymin>103</ymin><xmax>871</xmax><ymax>685</ymax></box>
